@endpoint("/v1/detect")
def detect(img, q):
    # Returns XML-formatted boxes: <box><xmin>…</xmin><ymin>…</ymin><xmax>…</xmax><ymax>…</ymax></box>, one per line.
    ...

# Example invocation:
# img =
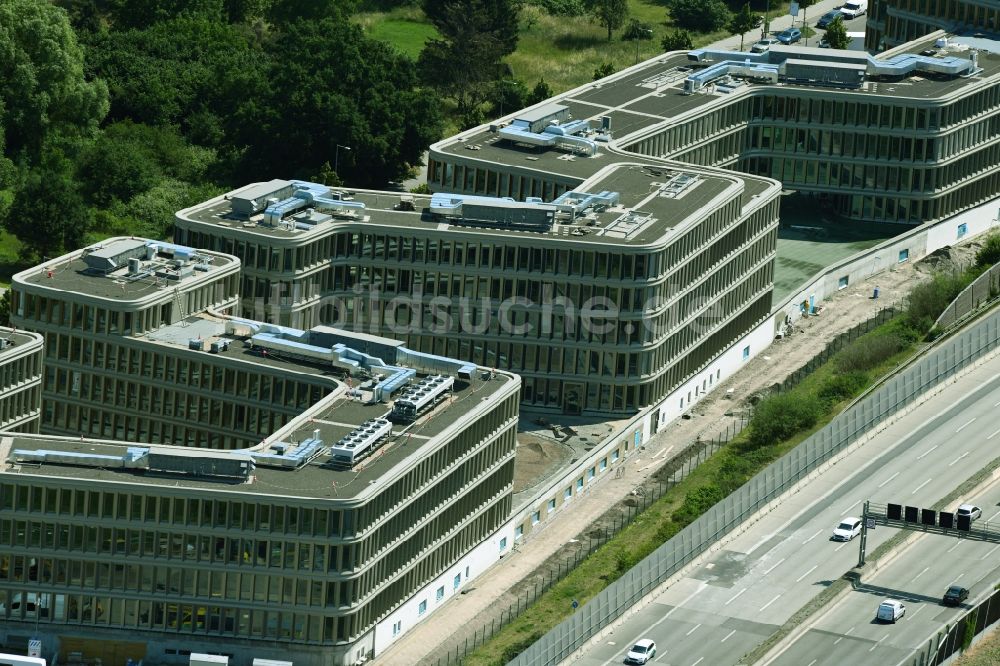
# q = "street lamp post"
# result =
<box><xmin>335</xmin><ymin>144</ymin><xmax>351</xmax><ymax>178</ymax></box>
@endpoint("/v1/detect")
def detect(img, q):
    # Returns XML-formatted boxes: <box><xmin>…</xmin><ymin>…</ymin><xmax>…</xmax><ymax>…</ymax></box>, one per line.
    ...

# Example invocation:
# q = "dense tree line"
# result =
<box><xmin>0</xmin><ymin>0</ymin><xmax>443</xmax><ymax>261</ymax></box>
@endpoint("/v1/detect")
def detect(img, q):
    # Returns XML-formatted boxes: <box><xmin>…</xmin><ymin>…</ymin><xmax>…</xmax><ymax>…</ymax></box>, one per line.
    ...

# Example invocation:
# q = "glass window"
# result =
<box><xmin>547</xmin><ymin>498</ymin><xmax>556</xmax><ymax>512</ymax></box>
<box><xmin>499</xmin><ymin>537</ymin><xmax>507</xmax><ymax>552</ymax></box>
<box><xmin>838</xmin><ymin>275</ymin><xmax>849</xmax><ymax>289</ymax></box>
<box><xmin>531</xmin><ymin>511</ymin><xmax>540</xmax><ymax>525</ymax></box>
<box><xmin>436</xmin><ymin>586</ymin><xmax>445</xmax><ymax>602</ymax></box>
<box><xmin>514</xmin><ymin>525</ymin><xmax>523</xmax><ymax>540</ymax></box>
<box><xmin>418</xmin><ymin>599</ymin><xmax>427</xmax><ymax>616</ymax></box>
<box><xmin>742</xmin><ymin>346</ymin><xmax>750</xmax><ymax>361</ymax></box>
<box><xmin>957</xmin><ymin>223</ymin><xmax>968</xmax><ymax>239</ymax></box>
<box><xmin>453</xmin><ymin>573</ymin><xmax>461</xmax><ymax>590</ymax></box>
<box><xmin>898</xmin><ymin>249</ymin><xmax>909</xmax><ymax>263</ymax></box>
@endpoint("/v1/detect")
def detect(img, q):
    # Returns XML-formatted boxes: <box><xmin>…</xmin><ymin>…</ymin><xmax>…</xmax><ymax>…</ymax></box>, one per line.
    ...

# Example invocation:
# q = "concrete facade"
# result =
<box><xmin>1</xmin><ymin>238</ymin><xmax>521</xmax><ymax>666</ymax></box>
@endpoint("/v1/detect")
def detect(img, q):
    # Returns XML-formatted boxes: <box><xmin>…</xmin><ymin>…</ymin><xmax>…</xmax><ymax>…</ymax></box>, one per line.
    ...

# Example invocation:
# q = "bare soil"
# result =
<box><xmin>377</xmin><ymin>240</ymin><xmax>983</xmax><ymax>666</ymax></box>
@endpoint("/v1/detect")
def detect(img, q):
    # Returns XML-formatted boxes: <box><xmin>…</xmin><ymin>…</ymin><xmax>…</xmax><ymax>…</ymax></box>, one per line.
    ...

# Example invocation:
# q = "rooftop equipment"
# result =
<box><xmin>328</xmin><ymin>418</ymin><xmax>393</xmax><ymax>467</ymax></box>
<box><xmin>391</xmin><ymin>375</ymin><xmax>455</xmax><ymax>423</ymax></box>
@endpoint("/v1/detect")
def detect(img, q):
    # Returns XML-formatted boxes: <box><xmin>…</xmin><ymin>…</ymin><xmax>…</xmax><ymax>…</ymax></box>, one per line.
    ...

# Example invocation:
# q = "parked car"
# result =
<box><xmin>876</xmin><ymin>599</ymin><xmax>906</xmax><ymax>623</ymax></box>
<box><xmin>818</xmin><ymin>38</ymin><xmax>832</xmax><ymax>48</ymax></box>
<box><xmin>957</xmin><ymin>504</ymin><xmax>982</xmax><ymax>521</ymax></box>
<box><xmin>943</xmin><ymin>585</ymin><xmax>969</xmax><ymax>606</ymax></box>
<box><xmin>624</xmin><ymin>639</ymin><xmax>657</xmax><ymax>665</ymax></box>
<box><xmin>832</xmin><ymin>517</ymin><xmax>863</xmax><ymax>541</ymax></box>
<box><xmin>839</xmin><ymin>0</ymin><xmax>868</xmax><ymax>19</ymax></box>
<box><xmin>777</xmin><ymin>28</ymin><xmax>802</xmax><ymax>44</ymax></box>
<box><xmin>816</xmin><ymin>10</ymin><xmax>842</xmax><ymax>28</ymax></box>
<box><xmin>751</xmin><ymin>37</ymin><xmax>782</xmax><ymax>53</ymax></box>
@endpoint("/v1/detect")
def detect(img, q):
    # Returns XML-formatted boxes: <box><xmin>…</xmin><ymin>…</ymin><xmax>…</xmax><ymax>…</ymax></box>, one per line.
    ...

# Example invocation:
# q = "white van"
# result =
<box><xmin>876</xmin><ymin>599</ymin><xmax>905</xmax><ymax>623</ymax></box>
<box><xmin>839</xmin><ymin>1</ymin><xmax>868</xmax><ymax>19</ymax></box>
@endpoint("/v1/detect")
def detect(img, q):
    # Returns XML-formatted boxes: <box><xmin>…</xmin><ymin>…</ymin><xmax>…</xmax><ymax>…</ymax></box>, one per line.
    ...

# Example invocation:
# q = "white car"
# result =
<box><xmin>957</xmin><ymin>504</ymin><xmax>982</xmax><ymax>521</ymax></box>
<box><xmin>839</xmin><ymin>0</ymin><xmax>868</xmax><ymax>19</ymax></box>
<box><xmin>832</xmin><ymin>517</ymin><xmax>862</xmax><ymax>541</ymax></box>
<box><xmin>624</xmin><ymin>638</ymin><xmax>657</xmax><ymax>665</ymax></box>
<box><xmin>876</xmin><ymin>599</ymin><xmax>905</xmax><ymax>623</ymax></box>
<box><xmin>750</xmin><ymin>37</ymin><xmax>782</xmax><ymax>53</ymax></box>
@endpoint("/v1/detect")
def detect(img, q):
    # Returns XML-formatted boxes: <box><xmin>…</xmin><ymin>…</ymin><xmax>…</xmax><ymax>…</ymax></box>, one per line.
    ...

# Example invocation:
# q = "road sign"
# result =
<box><xmin>865</xmin><ymin>518</ymin><xmax>876</xmax><ymax>530</ymax></box>
<box><xmin>28</xmin><ymin>639</ymin><xmax>41</xmax><ymax>658</ymax></box>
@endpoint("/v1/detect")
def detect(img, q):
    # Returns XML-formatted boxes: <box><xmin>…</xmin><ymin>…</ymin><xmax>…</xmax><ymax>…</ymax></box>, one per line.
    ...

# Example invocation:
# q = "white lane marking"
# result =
<box><xmin>912</xmin><ymin>566</ymin><xmax>930</xmax><ymax>581</ymax></box>
<box><xmin>916</xmin><ymin>445</ymin><xmax>939</xmax><ymax>460</ymax></box>
<box><xmin>948</xmin><ymin>540</ymin><xmax>963</xmax><ymax>553</ymax></box>
<box><xmin>807</xmin><ymin>660</ymin><xmax>817</xmax><ymax>666</ymax></box>
<box><xmin>763</xmin><ymin>558</ymin><xmax>786</xmax><ymax>576</ymax></box>
<box><xmin>721</xmin><ymin>629</ymin><xmax>736</xmax><ymax>643</ymax></box>
<box><xmin>746</xmin><ymin>533</ymin><xmax>775</xmax><ymax>555</ymax></box>
<box><xmin>911</xmin><ymin>605</ymin><xmax>926</xmax><ymax>618</ymax></box>
<box><xmin>760</xmin><ymin>594</ymin><xmax>781</xmax><ymax>611</ymax></box>
<box><xmin>726</xmin><ymin>588</ymin><xmax>747</xmax><ymax>606</ymax></box>
<box><xmin>833</xmin><ymin>626</ymin><xmax>856</xmax><ymax>645</ymax></box>
<box><xmin>796</xmin><ymin>565</ymin><xmax>819</xmax><ymax>583</ymax></box>
<box><xmin>803</xmin><ymin>529</ymin><xmax>824</xmax><ymax>544</ymax></box>
<box><xmin>949</xmin><ymin>451</ymin><xmax>971</xmax><ymax>466</ymax></box>
<box><xmin>842</xmin><ymin>501</ymin><xmax>859</xmax><ymax>514</ymax></box>
<box><xmin>878</xmin><ymin>472</ymin><xmax>900</xmax><ymax>488</ymax></box>
<box><xmin>835</xmin><ymin>541</ymin><xmax>850</xmax><ymax>552</ymax></box>
<box><xmin>911</xmin><ymin>478</ymin><xmax>932</xmax><ymax>495</ymax></box>
<box><xmin>617</xmin><ymin>583</ymin><xmax>708</xmax><ymax>664</ymax></box>
<box><xmin>692</xmin><ymin>658</ymin><xmax>704</xmax><ymax>666</ymax></box>
<box><xmin>988</xmin><ymin>509</ymin><xmax>1000</xmax><ymax>522</ymax></box>
<box><xmin>989</xmin><ymin>427</ymin><xmax>1000</xmax><ymax>441</ymax></box>
<box><xmin>869</xmin><ymin>633</ymin><xmax>889</xmax><ymax>652</ymax></box>
<box><xmin>686</xmin><ymin>623</ymin><xmax>702</xmax><ymax>636</ymax></box>
<box><xmin>957</xmin><ymin>417</ymin><xmax>977</xmax><ymax>432</ymax></box>
<box><xmin>983</xmin><ymin>544</ymin><xmax>1000</xmax><ymax>561</ymax></box>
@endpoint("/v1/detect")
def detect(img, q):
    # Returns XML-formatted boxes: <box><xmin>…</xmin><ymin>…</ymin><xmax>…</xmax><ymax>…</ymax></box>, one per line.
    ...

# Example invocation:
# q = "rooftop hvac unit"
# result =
<box><xmin>189</xmin><ymin>339</ymin><xmax>204</xmax><ymax>351</ymax></box>
<box><xmin>127</xmin><ymin>257</ymin><xmax>142</xmax><ymax>274</ymax></box>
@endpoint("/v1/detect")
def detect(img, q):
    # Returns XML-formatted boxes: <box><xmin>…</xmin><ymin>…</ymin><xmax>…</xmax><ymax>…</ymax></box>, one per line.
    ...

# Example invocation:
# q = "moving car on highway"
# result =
<box><xmin>876</xmin><ymin>599</ymin><xmax>906</xmax><ymax>623</ymax></box>
<box><xmin>832</xmin><ymin>517</ymin><xmax>862</xmax><ymax>541</ymax></box>
<box><xmin>957</xmin><ymin>504</ymin><xmax>982</xmax><ymax>521</ymax></box>
<box><xmin>943</xmin><ymin>585</ymin><xmax>969</xmax><ymax>606</ymax></box>
<box><xmin>624</xmin><ymin>639</ymin><xmax>657</xmax><ymax>664</ymax></box>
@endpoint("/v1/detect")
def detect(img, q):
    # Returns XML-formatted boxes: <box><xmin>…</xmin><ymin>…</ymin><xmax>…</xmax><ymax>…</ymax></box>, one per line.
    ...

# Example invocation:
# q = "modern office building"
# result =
<box><xmin>2</xmin><ymin>239</ymin><xmax>521</xmax><ymax>665</ymax></box>
<box><xmin>867</xmin><ymin>0</ymin><xmax>1000</xmax><ymax>51</ymax></box>
<box><xmin>430</xmin><ymin>31</ymin><xmax>1000</xmax><ymax>226</ymax></box>
<box><xmin>174</xmin><ymin>162</ymin><xmax>780</xmax><ymax>417</ymax></box>
<box><xmin>0</xmin><ymin>327</ymin><xmax>43</xmax><ymax>433</ymax></box>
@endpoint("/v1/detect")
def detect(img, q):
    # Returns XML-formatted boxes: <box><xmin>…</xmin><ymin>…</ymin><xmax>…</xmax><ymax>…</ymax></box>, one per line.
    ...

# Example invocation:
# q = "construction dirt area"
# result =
<box><xmin>376</xmin><ymin>237</ymin><xmax>986</xmax><ymax>666</ymax></box>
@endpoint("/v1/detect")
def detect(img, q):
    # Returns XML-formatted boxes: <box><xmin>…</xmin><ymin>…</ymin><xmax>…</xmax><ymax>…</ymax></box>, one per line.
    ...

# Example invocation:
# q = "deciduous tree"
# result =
<box><xmin>588</xmin><ymin>0</ymin><xmax>629</xmax><ymax>41</ymax></box>
<box><xmin>661</xmin><ymin>29</ymin><xmax>694</xmax><ymax>51</ymax></box>
<box><xmin>666</xmin><ymin>0</ymin><xmax>730</xmax><ymax>33</ymax></box>
<box><xmin>0</xmin><ymin>0</ymin><xmax>108</xmax><ymax>163</ymax></box>
<box><xmin>728</xmin><ymin>3</ymin><xmax>758</xmax><ymax>51</ymax></box>
<box><xmin>824</xmin><ymin>15</ymin><xmax>850</xmax><ymax>49</ymax></box>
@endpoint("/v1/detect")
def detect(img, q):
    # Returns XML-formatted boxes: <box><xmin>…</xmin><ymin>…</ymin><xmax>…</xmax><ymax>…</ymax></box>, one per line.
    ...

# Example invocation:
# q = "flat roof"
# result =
<box><xmin>0</xmin><ymin>369</ymin><xmax>515</xmax><ymax>501</ymax></box>
<box><xmin>0</xmin><ymin>328</ymin><xmax>42</xmax><ymax>355</ymax></box>
<box><xmin>180</xmin><ymin>167</ymin><xmax>771</xmax><ymax>249</ymax></box>
<box><xmin>15</xmin><ymin>237</ymin><xmax>237</xmax><ymax>303</ymax></box>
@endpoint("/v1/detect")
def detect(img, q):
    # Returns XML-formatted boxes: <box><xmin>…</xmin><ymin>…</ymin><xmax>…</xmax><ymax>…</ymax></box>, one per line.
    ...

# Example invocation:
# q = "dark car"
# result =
<box><xmin>816</xmin><ymin>10</ymin><xmax>842</xmax><ymax>28</ymax></box>
<box><xmin>777</xmin><ymin>28</ymin><xmax>802</xmax><ymax>44</ymax></box>
<box><xmin>943</xmin><ymin>585</ymin><xmax>969</xmax><ymax>606</ymax></box>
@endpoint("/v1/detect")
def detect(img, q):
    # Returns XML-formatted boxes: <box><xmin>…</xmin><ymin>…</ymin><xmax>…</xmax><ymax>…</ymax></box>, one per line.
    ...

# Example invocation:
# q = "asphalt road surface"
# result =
<box><xmin>570</xmin><ymin>357</ymin><xmax>1000</xmax><ymax>666</ymax></box>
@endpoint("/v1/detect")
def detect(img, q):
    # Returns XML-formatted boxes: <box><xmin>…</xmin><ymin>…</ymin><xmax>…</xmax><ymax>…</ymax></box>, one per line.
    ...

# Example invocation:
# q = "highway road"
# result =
<box><xmin>765</xmin><ymin>472</ymin><xmax>1000</xmax><ymax>666</ymax></box>
<box><xmin>569</xmin><ymin>357</ymin><xmax>1000</xmax><ymax>666</ymax></box>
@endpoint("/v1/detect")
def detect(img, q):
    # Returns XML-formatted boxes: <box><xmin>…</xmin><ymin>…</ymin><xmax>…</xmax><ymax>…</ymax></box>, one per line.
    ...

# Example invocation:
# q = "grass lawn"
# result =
<box><xmin>463</xmin><ymin>320</ymin><xmax>920</xmax><ymax>666</ymax></box>
<box><xmin>358</xmin><ymin>1</ymin><xmax>801</xmax><ymax>97</ymax></box>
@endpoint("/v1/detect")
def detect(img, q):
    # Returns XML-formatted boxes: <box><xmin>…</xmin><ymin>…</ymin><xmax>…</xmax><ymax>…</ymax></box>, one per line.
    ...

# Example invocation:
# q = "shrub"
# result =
<box><xmin>818</xmin><ymin>371</ymin><xmax>870</xmax><ymax>403</ymax></box>
<box><xmin>835</xmin><ymin>334</ymin><xmax>905</xmax><ymax>373</ymax></box>
<box><xmin>666</xmin><ymin>0</ymin><xmax>731</xmax><ymax>32</ymax></box>
<box><xmin>529</xmin><ymin>0</ymin><xmax>586</xmax><ymax>16</ymax></box>
<box><xmin>976</xmin><ymin>232</ymin><xmax>1000</xmax><ymax>268</ymax></box>
<box><xmin>622</xmin><ymin>19</ymin><xmax>654</xmax><ymax>41</ymax></box>
<box><xmin>661</xmin><ymin>29</ymin><xmax>693</xmax><ymax>51</ymax></box>
<box><xmin>593</xmin><ymin>62</ymin><xmax>616</xmax><ymax>80</ymax></box>
<box><xmin>747</xmin><ymin>391</ymin><xmax>823</xmax><ymax>449</ymax></box>
<box><xmin>905</xmin><ymin>272</ymin><xmax>971</xmax><ymax>333</ymax></box>
<box><xmin>671</xmin><ymin>483</ymin><xmax>724</xmax><ymax>526</ymax></box>
<box><xmin>500</xmin><ymin>631</ymin><xmax>545</xmax><ymax>662</ymax></box>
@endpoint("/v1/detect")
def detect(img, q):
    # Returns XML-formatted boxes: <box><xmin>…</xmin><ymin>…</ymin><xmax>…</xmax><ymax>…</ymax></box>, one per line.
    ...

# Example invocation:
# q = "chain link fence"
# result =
<box><xmin>509</xmin><ymin>306</ymin><xmax>1000</xmax><ymax>666</ymax></box>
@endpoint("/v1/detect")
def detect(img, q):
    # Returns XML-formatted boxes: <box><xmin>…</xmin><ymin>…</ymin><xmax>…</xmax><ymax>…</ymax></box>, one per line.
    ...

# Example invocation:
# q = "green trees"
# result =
<box><xmin>661</xmin><ymin>29</ymin><xmax>694</xmax><ymax>52</ymax></box>
<box><xmin>588</xmin><ymin>0</ymin><xmax>629</xmax><ymax>41</ymax></box>
<box><xmin>419</xmin><ymin>0</ymin><xmax>521</xmax><ymax>124</ymax></box>
<box><xmin>0</xmin><ymin>0</ymin><xmax>108</xmax><ymax>162</ymax></box>
<box><xmin>728</xmin><ymin>3</ymin><xmax>758</xmax><ymax>51</ymax></box>
<box><xmin>824</xmin><ymin>15</ymin><xmax>851</xmax><ymax>49</ymax></box>
<box><xmin>666</xmin><ymin>0</ymin><xmax>731</xmax><ymax>33</ymax></box>
<box><xmin>975</xmin><ymin>232</ymin><xmax>1000</xmax><ymax>268</ymax></box>
<box><xmin>236</xmin><ymin>17</ymin><xmax>442</xmax><ymax>185</ymax></box>
<box><xmin>5</xmin><ymin>168</ymin><xmax>93</xmax><ymax>260</ymax></box>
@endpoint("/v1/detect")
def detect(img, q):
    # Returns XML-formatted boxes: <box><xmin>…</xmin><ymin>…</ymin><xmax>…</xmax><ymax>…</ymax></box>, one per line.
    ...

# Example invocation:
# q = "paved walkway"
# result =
<box><xmin>376</xmin><ymin>9</ymin><xmax>887</xmax><ymax>664</ymax></box>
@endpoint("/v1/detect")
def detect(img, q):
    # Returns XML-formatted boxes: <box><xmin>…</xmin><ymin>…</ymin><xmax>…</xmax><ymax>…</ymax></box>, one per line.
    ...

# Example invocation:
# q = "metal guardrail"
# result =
<box><xmin>509</xmin><ymin>306</ymin><xmax>1000</xmax><ymax>666</ymax></box>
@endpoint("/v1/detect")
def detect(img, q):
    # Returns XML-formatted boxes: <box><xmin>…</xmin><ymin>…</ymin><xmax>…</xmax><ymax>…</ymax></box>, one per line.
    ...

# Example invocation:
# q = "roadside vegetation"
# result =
<box><xmin>465</xmin><ymin>256</ymin><xmax>1000</xmax><ymax>664</ymax></box>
